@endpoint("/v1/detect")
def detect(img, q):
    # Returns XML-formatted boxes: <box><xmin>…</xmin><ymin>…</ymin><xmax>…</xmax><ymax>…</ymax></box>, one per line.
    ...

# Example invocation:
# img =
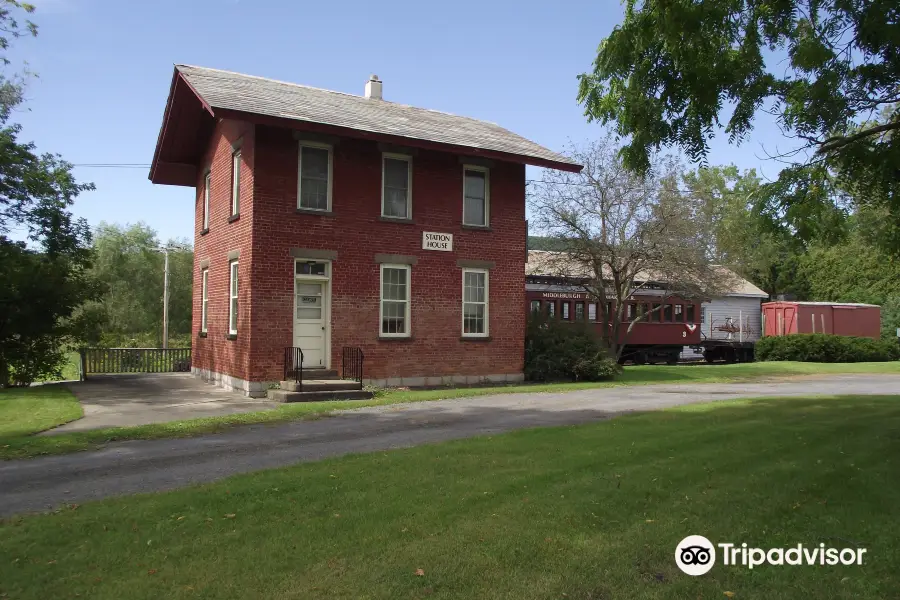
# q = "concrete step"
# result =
<box><xmin>267</xmin><ymin>388</ymin><xmax>374</xmax><ymax>403</ymax></box>
<box><xmin>299</xmin><ymin>369</ymin><xmax>341</xmax><ymax>380</ymax></box>
<box><xmin>279</xmin><ymin>379</ymin><xmax>362</xmax><ymax>393</ymax></box>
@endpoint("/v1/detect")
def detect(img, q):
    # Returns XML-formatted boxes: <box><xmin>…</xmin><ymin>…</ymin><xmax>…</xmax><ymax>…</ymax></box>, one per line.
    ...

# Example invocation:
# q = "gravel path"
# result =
<box><xmin>2</xmin><ymin>374</ymin><xmax>897</xmax><ymax>517</ymax></box>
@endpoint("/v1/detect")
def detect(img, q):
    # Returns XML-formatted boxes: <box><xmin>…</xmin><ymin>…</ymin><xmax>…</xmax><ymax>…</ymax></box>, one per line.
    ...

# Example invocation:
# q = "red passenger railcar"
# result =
<box><xmin>525</xmin><ymin>277</ymin><xmax>702</xmax><ymax>364</ymax></box>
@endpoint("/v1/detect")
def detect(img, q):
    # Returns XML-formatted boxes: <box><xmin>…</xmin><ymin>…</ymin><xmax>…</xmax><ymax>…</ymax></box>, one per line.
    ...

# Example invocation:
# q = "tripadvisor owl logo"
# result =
<box><xmin>675</xmin><ymin>535</ymin><xmax>868</xmax><ymax>575</ymax></box>
<box><xmin>675</xmin><ymin>535</ymin><xmax>716</xmax><ymax>576</ymax></box>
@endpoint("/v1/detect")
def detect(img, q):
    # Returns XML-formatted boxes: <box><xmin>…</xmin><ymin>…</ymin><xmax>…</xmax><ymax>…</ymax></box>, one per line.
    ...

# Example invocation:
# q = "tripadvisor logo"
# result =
<box><xmin>675</xmin><ymin>535</ymin><xmax>867</xmax><ymax>576</ymax></box>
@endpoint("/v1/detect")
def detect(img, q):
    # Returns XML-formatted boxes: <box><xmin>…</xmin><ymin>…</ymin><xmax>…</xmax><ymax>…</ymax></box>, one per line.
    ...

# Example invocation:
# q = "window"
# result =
<box><xmin>298</xmin><ymin>143</ymin><xmax>332</xmax><ymax>211</ymax></box>
<box><xmin>561</xmin><ymin>301</ymin><xmax>570</xmax><ymax>320</ymax></box>
<box><xmin>701</xmin><ymin>307</ymin><xmax>707</xmax><ymax>324</ymax></box>
<box><xmin>638</xmin><ymin>303</ymin><xmax>647</xmax><ymax>321</ymax></box>
<box><xmin>606</xmin><ymin>302</ymin><xmax>613</xmax><ymax>322</ymax></box>
<box><xmin>675</xmin><ymin>304</ymin><xmax>684</xmax><ymax>322</ymax></box>
<box><xmin>530</xmin><ymin>300</ymin><xmax>541</xmax><ymax>313</ymax></box>
<box><xmin>201</xmin><ymin>268</ymin><xmax>209</xmax><ymax>333</ymax></box>
<box><xmin>202</xmin><ymin>172</ymin><xmax>211</xmax><ymax>230</ymax></box>
<box><xmin>382</xmin><ymin>154</ymin><xmax>412</xmax><ymax>219</ymax></box>
<box><xmin>463</xmin><ymin>166</ymin><xmax>489</xmax><ymax>226</ymax></box>
<box><xmin>462</xmin><ymin>269</ymin><xmax>488</xmax><ymax>336</ymax></box>
<box><xmin>228</xmin><ymin>261</ymin><xmax>239</xmax><ymax>335</ymax></box>
<box><xmin>664</xmin><ymin>304</ymin><xmax>673</xmax><ymax>322</ymax></box>
<box><xmin>575</xmin><ymin>302</ymin><xmax>585</xmax><ymax>320</ymax></box>
<box><xmin>231</xmin><ymin>150</ymin><xmax>241</xmax><ymax>216</ymax></box>
<box><xmin>652</xmin><ymin>303</ymin><xmax>661</xmax><ymax>323</ymax></box>
<box><xmin>625</xmin><ymin>303</ymin><xmax>636</xmax><ymax>321</ymax></box>
<box><xmin>380</xmin><ymin>265</ymin><xmax>410</xmax><ymax>336</ymax></box>
<box><xmin>686</xmin><ymin>304</ymin><xmax>696</xmax><ymax>323</ymax></box>
<box><xmin>547</xmin><ymin>302</ymin><xmax>556</xmax><ymax>317</ymax></box>
<box><xmin>588</xmin><ymin>302</ymin><xmax>597</xmax><ymax>321</ymax></box>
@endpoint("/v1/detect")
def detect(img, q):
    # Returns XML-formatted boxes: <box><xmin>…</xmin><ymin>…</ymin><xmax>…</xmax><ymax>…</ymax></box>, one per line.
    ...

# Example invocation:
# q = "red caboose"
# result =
<box><xmin>525</xmin><ymin>275</ymin><xmax>702</xmax><ymax>364</ymax></box>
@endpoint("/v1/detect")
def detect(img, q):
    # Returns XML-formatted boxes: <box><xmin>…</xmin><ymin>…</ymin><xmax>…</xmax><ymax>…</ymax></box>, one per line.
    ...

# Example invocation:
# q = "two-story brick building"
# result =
<box><xmin>150</xmin><ymin>65</ymin><xmax>580</xmax><ymax>396</ymax></box>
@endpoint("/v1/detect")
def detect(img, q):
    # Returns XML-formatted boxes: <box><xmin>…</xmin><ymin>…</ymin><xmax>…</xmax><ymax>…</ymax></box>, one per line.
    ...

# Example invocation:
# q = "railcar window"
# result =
<box><xmin>547</xmin><ymin>302</ymin><xmax>556</xmax><ymax>318</ymax></box>
<box><xmin>686</xmin><ymin>304</ymin><xmax>695</xmax><ymax>323</ymax></box>
<box><xmin>588</xmin><ymin>302</ymin><xmax>597</xmax><ymax>321</ymax></box>
<box><xmin>561</xmin><ymin>302</ymin><xmax>570</xmax><ymax>320</ymax></box>
<box><xmin>530</xmin><ymin>300</ymin><xmax>541</xmax><ymax>314</ymax></box>
<box><xmin>606</xmin><ymin>302</ymin><xmax>613</xmax><ymax>322</ymax></box>
<box><xmin>652</xmin><ymin>303</ymin><xmax>661</xmax><ymax>323</ymax></box>
<box><xmin>575</xmin><ymin>302</ymin><xmax>585</xmax><ymax>320</ymax></box>
<box><xmin>675</xmin><ymin>304</ymin><xmax>683</xmax><ymax>321</ymax></box>
<box><xmin>663</xmin><ymin>304</ymin><xmax>673</xmax><ymax>322</ymax></box>
<box><xmin>638</xmin><ymin>303</ymin><xmax>647</xmax><ymax>321</ymax></box>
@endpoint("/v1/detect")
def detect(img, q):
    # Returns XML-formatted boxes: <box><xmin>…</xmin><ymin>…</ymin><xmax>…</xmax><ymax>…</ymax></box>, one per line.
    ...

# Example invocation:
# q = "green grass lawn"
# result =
<box><xmin>0</xmin><ymin>386</ymin><xmax>83</xmax><ymax>438</ymax></box>
<box><xmin>2</xmin><ymin>361</ymin><xmax>900</xmax><ymax>460</ymax></box>
<box><xmin>1</xmin><ymin>394</ymin><xmax>897</xmax><ymax>599</ymax></box>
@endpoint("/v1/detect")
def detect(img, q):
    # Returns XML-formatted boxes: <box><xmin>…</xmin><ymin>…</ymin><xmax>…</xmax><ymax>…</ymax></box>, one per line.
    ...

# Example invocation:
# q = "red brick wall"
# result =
<box><xmin>192</xmin><ymin>121</ymin><xmax>527</xmax><ymax>383</ymax></box>
<box><xmin>191</xmin><ymin>119</ymin><xmax>256</xmax><ymax>381</ymax></box>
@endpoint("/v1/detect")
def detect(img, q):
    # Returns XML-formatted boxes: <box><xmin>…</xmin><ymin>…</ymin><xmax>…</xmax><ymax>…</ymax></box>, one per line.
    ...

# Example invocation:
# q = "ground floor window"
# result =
<box><xmin>462</xmin><ymin>269</ymin><xmax>488</xmax><ymax>336</ymax></box>
<box><xmin>380</xmin><ymin>264</ymin><xmax>410</xmax><ymax>337</ymax></box>
<box><xmin>228</xmin><ymin>260</ymin><xmax>239</xmax><ymax>334</ymax></box>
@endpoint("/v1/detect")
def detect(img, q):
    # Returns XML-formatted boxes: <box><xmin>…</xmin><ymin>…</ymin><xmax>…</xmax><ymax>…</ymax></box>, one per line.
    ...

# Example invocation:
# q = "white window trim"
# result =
<box><xmin>228</xmin><ymin>260</ymin><xmax>239</xmax><ymax>335</ymax></box>
<box><xmin>231</xmin><ymin>150</ymin><xmax>241</xmax><ymax>216</ymax></box>
<box><xmin>461</xmin><ymin>268</ymin><xmax>489</xmax><ymax>337</ymax></box>
<box><xmin>203</xmin><ymin>171</ymin><xmax>211</xmax><ymax>230</ymax></box>
<box><xmin>462</xmin><ymin>164</ymin><xmax>490</xmax><ymax>227</ymax></box>
<box><xmin>381</xmin><ymin>152</ymin><xmax>413</xmax><ymax>219</ymax></box>
<box><xmin>297</xmin><ymin>141</ymin><xmax>334</xmax><ymax>212</ymax></box>
<box><xmin>379</xmin><ymin>263</ymin><xmax>411</xmax><ymax>338</ymax></box>
<box><xmin>201</xmin><ymin>268</ymin><xmax>209</xmax><ymax>333</ymax></box>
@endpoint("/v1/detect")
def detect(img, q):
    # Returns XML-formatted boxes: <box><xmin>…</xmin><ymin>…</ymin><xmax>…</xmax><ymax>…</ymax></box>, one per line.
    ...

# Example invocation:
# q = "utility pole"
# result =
<box><xmin>162</xmin><ymin>247</ymin><xmax>170</xmax><ymax>349</ymax></box>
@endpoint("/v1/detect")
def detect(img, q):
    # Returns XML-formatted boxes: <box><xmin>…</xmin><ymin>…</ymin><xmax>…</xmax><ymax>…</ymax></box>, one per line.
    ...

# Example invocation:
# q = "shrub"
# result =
<box><xmin>524</xmin><ymin>313</ymin><xmax>620</xmax><ymax>381</ymax></box>
<box><xmin>755</xmin><ymin>334</ymin><xmax>900</xmax><ymax>363</ymax></box>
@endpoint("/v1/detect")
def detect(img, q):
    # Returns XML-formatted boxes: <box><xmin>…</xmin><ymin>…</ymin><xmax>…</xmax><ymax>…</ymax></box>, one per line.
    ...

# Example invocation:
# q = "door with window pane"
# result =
<box><xmin>293</xmin><ymin>281</ymin><xmax>326</xmax><ymax>367</ymax></box>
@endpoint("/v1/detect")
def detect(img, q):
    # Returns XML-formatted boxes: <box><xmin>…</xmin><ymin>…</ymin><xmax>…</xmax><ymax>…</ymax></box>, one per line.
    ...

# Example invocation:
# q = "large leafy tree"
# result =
<box><xmin>578</xmin><ymin>0</ymin><xmax>900</xmax><ymax>251</ymax></box>
<box><xmin>82</xmin><ymin>222</ymin><xmax>192</xmax><ymax>347</ymax></box>
<box><xmin>0</xmin><ymin>1</ymin><xmax>97</xmax><ymax>385</ymax></box>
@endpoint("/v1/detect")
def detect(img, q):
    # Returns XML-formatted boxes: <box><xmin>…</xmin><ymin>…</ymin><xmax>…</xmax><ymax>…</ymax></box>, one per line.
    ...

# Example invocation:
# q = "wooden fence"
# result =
<box><xmin>79</xmin><ymin>348</ymin><xmax>192</xmax><ymax>379</ymax></box>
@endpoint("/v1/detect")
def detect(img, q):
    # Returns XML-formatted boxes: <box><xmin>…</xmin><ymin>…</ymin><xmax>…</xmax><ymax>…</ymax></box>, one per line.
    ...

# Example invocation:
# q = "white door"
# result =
<box><xmin>294</xmin><ymin>281</ymin><xmax>326</xmax><ymax>368</ymax></box>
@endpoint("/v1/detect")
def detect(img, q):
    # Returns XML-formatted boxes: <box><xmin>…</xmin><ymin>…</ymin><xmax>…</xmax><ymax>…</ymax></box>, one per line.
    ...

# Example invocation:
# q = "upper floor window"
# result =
<box><xmin>382</xmin><ymin>154</ymin><xmax>412</xmax><ymax>219</ymax></box>
<box><xmin>203</xmin><ymin>172</ymin><xmax>211</xmax><ymax>230</ymax></box>
<box><xmin>463</xmin><ymin>165</ymin><xmax>489</xmax><ymax>227</ymax></box>
<box><xmin>462</xmin><ymin>269</ymin><xmax>488</xmax><ymax>336</ymax></box>
<box><xmin>380</xmin><ymin>264</ymin><xmax>410</xmax><ymax>337</ymax></box>
<box><xmin>231</xmin><ymin>150</ymin><xmax>241</xmax><ymax>217</ymax></box>
<box><xmin>298</xmin><ymin>142</ymin><xmax>332</xmax><ymax>211</ymax></box>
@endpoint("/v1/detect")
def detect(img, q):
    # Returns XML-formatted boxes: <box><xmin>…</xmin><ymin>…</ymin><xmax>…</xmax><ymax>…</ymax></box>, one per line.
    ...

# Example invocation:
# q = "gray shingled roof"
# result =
<box><xmin>176</xmin><ymin>65</ymin><xmax>580</xmax><ymax>170</ymax></box>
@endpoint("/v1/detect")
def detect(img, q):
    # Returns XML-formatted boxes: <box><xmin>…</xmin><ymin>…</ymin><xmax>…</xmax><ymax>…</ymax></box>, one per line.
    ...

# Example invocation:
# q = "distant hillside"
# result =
<box><xmin>527</xmin><ymin>236</ymin><xmax>569</xmax><ymax>252</ymax></box>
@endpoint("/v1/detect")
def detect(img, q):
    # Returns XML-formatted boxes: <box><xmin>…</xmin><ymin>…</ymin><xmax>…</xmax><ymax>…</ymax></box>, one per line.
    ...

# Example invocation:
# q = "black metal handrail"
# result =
<box><xmin>284</xmin><ymin>347</ymin><xmax>304</xmax><ymax>389</ymax></box>
<box><xmin>341</xmin><ymin>347</ymin><xmax>364</xmax><ymax>390</ymax></box>
<box><xmin>79</xmin><ymin>347</ymin><xmax>192</xmax><ymax>380</ymax></box>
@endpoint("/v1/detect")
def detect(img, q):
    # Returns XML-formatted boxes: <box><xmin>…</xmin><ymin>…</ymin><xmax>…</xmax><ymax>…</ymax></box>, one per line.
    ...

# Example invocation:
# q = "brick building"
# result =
<box><xmin>150</xmin><ymin>65</ymin><xmax>580</xmax><ymax>396</ymax></box>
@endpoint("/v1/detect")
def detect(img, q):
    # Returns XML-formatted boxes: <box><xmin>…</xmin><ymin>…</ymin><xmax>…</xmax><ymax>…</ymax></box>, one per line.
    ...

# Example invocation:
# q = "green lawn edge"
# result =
<box><xmin>2</xmin><ymin>361</ymin><xmax>898</xmax><ymax>460</ymax></box>
<box><xmin>2</xmin><ymin>393</ymin><xmax>898</xmax><ymax>599</ymax></box>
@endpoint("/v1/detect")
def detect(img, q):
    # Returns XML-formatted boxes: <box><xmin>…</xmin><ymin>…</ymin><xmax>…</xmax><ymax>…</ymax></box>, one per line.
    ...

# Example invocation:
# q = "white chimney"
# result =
<box><xmin>365</xmin><ymin>74</ymin><xmax>383</xmax><ymax>100</ymax></box>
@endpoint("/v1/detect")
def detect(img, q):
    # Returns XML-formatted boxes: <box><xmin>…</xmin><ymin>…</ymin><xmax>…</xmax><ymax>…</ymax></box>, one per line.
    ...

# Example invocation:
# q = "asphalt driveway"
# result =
<box><xmin>51</xmin><ymin>373</ymin><xmax>277</xmax><ymax>433</ymax></box>
<box><xmin>2</xmin><ymin>373</ymin><xmax>898</xmax><ymax>517</ymax></box>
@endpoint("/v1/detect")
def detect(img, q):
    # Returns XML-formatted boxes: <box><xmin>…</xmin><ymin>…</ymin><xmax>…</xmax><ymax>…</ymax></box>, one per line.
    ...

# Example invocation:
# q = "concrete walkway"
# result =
<box><xmin>49</xmin><ymin>373</ymin><xmax>277</xmax><ymax>434</ymax></box>
<box><xmin>2</xmin><ymin>374</ymin><xmax>898</xmax><ymax>516</ymax></box>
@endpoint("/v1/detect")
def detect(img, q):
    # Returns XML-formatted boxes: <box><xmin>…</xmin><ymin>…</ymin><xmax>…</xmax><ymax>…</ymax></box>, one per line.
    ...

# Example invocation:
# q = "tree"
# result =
<box><xmin>83</xmin><ymin>222</ymin><xmax>193</xmax><ymax>347</ymax></box>
<box><xmin>578</xmin><ymin>0</ymin><xmax>900</xmax><ymax>252</ymax></box>
<box><xmin>529</xmin><ymin>137</ymin><xmax>732</xmax><ymax>359</ymax></box>
<box><xmin>0</xmin><ymin>1</ymin><xmax>97</xmax><ymax>385</ymax></box>
<box><xmin>681</xmin><ymin>165</ymin><xmax>808</xmax><ymax>298</ymax></box>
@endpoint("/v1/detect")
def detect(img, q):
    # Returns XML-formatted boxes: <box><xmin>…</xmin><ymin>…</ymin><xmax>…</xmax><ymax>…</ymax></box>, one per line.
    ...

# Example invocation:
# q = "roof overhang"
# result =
<box><xmin>150</xmin><ymin>67</ymin><xmax>582</xmax><ymax>186</ymax></box>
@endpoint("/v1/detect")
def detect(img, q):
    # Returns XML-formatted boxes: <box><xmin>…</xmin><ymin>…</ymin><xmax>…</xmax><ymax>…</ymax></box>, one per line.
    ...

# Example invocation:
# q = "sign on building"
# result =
<box><xmin>422</xmin><ymin>231</ymin><xmax>453</xmax><ymax>252</ymax></box>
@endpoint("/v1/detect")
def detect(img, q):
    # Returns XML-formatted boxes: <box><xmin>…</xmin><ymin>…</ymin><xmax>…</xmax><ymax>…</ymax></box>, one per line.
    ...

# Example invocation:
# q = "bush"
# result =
<box><xmin>755</xmin><ymin>334</ymin><xmax>900</xmax><ymax>363</ymax></box>
<box><xmin>524</xmin><ymin>313</ymin><xmax>620</xmax><ymax>382</ymax></box>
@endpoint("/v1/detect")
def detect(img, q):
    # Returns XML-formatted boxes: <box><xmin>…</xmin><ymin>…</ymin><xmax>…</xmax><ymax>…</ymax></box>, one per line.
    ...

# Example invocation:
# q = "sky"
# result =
<box><xmin>9</xmin><ymin>0</ymin><xmax>794</xmax><ymax>243</ymax></box>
